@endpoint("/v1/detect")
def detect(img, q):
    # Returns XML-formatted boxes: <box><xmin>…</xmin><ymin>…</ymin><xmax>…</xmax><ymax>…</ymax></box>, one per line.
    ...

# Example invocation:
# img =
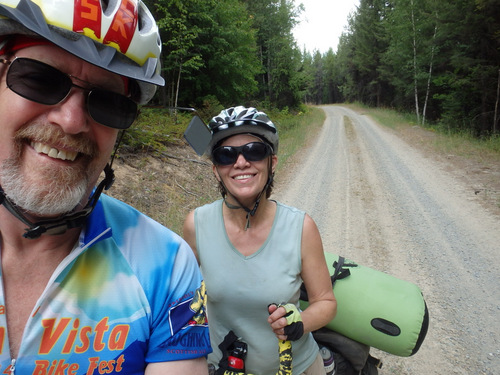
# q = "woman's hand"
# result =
<box><xmin>267</xmin><ymin>303</ymin><xmax>304</xmax><ymax>341</ymax></box>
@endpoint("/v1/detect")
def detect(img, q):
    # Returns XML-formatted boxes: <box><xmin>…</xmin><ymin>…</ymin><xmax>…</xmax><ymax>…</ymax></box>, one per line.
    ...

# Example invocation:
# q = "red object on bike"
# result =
<box><xmin>228</xmin><ymin>356</ymin><xmax>244</xmax><ymax>370</ymax></box>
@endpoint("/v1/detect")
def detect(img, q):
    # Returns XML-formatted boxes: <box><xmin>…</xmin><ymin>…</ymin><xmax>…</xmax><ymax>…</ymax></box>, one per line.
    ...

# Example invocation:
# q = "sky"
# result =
<box><xmin>293</xmin><ymin>0</ymin><xmax>359</xmax><ymax>54</ymax></box>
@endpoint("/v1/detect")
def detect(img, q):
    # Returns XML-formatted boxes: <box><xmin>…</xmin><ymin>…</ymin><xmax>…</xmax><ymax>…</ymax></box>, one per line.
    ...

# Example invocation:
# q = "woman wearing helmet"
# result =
<box><xmin>0</xmin><ymin>0</ymin><xmax>211</xmax><ymax>373</ymax></box>
<box><xmin>183</xmin><ymin>106</ymin><xmax>337</xmax><ymax>374</ymax></box>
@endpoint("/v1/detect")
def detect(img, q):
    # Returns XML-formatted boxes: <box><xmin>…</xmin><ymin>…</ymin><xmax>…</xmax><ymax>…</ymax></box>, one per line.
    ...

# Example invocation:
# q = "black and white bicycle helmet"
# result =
<box><xmin>207</xmin><ymin>106</ymin><xmax>279</xmax><ymax>156</ymax></box>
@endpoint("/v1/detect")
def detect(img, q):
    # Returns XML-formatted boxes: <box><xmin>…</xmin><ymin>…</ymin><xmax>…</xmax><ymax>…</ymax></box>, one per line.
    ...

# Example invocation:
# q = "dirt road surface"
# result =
<box><xmin>273</xmin><ymin>105</ymin><xmax>500</xmax><ymax>374</ymax></box>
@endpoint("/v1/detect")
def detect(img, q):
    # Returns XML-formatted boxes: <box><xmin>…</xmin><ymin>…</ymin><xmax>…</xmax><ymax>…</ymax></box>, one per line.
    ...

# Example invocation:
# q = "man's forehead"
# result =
<box><xmin>2</xmin><ymin>36</ymin><xmax>129</xmax><ymax>92</ymax></box>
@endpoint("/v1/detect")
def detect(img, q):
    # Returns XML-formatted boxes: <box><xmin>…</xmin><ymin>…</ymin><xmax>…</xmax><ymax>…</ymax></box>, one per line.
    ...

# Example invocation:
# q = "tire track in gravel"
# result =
<box><xmin>273</xmin><ymin>105</ymin><xmax>500</xmax><ymax>375</ymax></box>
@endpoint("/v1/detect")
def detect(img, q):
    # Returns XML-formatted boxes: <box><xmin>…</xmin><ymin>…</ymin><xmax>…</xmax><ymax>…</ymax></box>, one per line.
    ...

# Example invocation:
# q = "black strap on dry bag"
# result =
<box><xmin>300</xmin><ymin>256</ymin><xmax>358</xmax><ymax>301</ymax></box>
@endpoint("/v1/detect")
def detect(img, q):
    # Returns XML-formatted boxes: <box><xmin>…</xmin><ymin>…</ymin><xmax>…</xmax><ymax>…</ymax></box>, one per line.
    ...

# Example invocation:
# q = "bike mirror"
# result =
<box><xmin>184</xmin><ymin>115</ymin><xmax>212</xmax><ymax>156</ymax></box>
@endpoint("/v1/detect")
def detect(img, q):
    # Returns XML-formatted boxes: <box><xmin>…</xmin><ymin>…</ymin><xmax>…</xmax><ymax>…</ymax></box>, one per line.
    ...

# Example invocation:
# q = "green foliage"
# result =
<box><xmin>148</xmin><ymin>0</ymin><xmax>304</xmax><ymax>111</ymax></box>
<box><xmin>190</xmin><ymin>0</ymin><xmax>262</xmax><ymax>105</ymax></box>
<box><xmin>195</xmin><ymin>95</ymin><xmax>224</xmax><ymax>123</ymax></box>
<box><xmin>120</xmin><ymin>108</ymin><xmax>191</xmax><ymax>154</ymax></box>
<box><xmin>356</xmin><ymin>104</ymin><xmax>500</xmax><ymax>160</ymax></box>
<box><xmin>150</xmin><ymin>0</ymin><xmax>261</xmax><ymax>108</ymax></box>
<box><xmin>302</xmin><ymin>0</ymin><xmax>500</xmax><ymax>138</ymax></box>
<box><xmin>243</xmin><ymin>0</ymin><xmax>304</xmax><ymax>109</ymax></box>
<box><xmin>484</xmin><ymin>135</ymin><xmax>500</xmax><ymax>153</ymax></box>
<box><xmin>144</xmin><ymin>0</ymin><xmax>499</xmax><ymax>139</ymax></box>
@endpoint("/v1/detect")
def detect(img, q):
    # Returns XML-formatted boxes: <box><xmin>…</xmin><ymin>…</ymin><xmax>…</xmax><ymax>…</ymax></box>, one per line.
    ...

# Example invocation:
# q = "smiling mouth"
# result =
<box><xmin>31</xmin><ymin>141</ymin><xmax>78</xmax><ymax>161</ymax></box>
<box><xmin>233</xmin><ymin>174</ymin><xmax>254</xmax><ymax>180</ymax></box>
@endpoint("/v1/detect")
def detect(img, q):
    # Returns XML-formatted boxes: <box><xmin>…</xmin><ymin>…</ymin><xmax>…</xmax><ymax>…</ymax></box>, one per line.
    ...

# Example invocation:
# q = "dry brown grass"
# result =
<box><xmin>108</xmin><ymin>142</ymin><xmax>219</xmax><ymax>235</ymax></box>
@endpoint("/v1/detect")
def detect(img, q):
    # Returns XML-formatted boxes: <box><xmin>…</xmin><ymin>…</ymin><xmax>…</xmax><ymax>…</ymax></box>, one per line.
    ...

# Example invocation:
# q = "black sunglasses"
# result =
<box><xmin>0</xmin><ymin>57</ymin><xmax>137</xmax><ymax>129</ymax></box>
<box><xmin>212</xmin><ymin>142</ymin><xmax>272</xmax><ymax>165</ymax></box>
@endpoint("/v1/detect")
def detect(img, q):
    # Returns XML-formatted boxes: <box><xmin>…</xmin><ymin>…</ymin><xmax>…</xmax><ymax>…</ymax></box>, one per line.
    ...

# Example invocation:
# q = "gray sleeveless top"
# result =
<box><xmin>195</xmin><ymin>199</ymin><xmax>319</xmax><ymax>374</ymax></box>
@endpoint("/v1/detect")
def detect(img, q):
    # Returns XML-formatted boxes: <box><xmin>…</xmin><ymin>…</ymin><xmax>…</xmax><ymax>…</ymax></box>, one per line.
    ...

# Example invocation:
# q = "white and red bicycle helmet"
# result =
<box><xmin>0</xmin><ymin>0</ymin><xmax>163</xmax><ymax>104</ymax></box>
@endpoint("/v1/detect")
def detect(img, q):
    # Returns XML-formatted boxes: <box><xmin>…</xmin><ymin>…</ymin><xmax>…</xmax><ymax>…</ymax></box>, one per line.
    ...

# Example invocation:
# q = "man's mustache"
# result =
<box><xmin>14</xmin><ymin>122</ymin><xmax>98</xmax><ymax>158</ymax></box>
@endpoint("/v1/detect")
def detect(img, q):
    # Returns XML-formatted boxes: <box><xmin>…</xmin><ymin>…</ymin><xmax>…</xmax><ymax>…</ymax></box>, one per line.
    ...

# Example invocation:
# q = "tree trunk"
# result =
<box><xmin>422</xmin><ymin>23</ymin><xmax>438</xmax><ymax>126</ymax></box>
<box><xmin>410</xmin><ymin>1</ymin><xmax>420</xmax><ymax>125</ymax></box>
<box><xmin>494</xmin><ymin>69</ymin><xmax>500</xmax><ymax>134</ymax></box>
<box><xmin>267</xmin><ymin>53</ymin><xmax>273</xmax><ymax>102</ymax></box>
<box><xmin>175</xmin><ymin>63</ymin><xmax>182</xmax><ymax>108</ymax></box>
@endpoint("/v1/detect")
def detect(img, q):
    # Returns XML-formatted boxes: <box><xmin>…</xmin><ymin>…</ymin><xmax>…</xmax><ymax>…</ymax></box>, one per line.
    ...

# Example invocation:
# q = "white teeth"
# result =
<box><xmin>31</xmin><ymin>142</ymin><xmax>78</xmax><ymax>161</ymax></box>
<box><xmin>234</xmin><ymin>174</ymin><xmax>253</xmax><ymax>180</ymax></box>
<box><xmin>48</xmin><ymin>147</ymin><xmax>58</xmax><ymax>158</ymax></box>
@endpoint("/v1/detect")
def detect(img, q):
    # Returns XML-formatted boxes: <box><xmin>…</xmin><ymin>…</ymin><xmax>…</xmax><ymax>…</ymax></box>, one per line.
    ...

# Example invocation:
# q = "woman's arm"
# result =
<box><xmin>268</xmin><ymin>214</ymin><xmax>336</xmax><ymax>340</ymax></box>
<box><xmin>299</xmin><ymin>214</ymin><xmax>337</xmax><ymax>332</ymax></box>
<box><xmin>183</xmin><ymin>210</ymin><xmax>200</xmax><ymax>264</ymax></box>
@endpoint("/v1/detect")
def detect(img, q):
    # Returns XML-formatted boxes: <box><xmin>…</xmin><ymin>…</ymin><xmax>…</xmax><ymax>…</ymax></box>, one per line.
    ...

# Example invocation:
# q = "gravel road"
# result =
<box><xmin>273</xmin><ymin>105</ymin><xmax>500</xmax><ymax>375</ymax></box>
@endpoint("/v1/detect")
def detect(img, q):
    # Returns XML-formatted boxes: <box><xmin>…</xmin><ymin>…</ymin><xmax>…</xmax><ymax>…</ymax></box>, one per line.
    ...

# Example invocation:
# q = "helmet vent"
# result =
<box><xmin>137</xmin><ymin>3</ymin><xmax>153</xmax><ymax>32</ymax></box>
<box><xmin>101</xmin><ymin>0</ymin><xmax>111</xmax><ymax>15</ymax></box>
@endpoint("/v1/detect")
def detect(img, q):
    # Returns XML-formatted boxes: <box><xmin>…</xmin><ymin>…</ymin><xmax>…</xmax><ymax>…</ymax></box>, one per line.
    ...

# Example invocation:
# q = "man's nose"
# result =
<box><xmin>46</xmin><ymin>88</ymin><xmax>91</xmax><ymax>134</ymax></box>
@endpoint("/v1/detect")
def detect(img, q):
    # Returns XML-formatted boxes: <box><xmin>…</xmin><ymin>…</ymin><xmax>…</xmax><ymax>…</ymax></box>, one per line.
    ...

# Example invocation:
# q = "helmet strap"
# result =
<box><xmin>223</xmin><ymin>188</ymin><xmax>265</xmax><ymax>231</ymax></box>
<box><xmin>220</xmin><ymin>157</ymin><xmax>274</xmax><ymax>231</ymax></box>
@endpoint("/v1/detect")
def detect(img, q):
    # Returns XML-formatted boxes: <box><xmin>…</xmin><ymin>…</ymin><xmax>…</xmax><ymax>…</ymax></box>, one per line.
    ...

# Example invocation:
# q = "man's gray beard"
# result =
<box><xmin>1</xmin><ymin>157</ymin><xmax>90</xmax><ymax>217</ymax></box>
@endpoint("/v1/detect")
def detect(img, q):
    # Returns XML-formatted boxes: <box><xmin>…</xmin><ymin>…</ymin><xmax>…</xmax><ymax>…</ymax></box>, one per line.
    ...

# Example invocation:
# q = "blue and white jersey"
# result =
<box><xmin>0</xmin><ymin>194</ymin><xmax>211</xmax><ymax>374</ymax></box>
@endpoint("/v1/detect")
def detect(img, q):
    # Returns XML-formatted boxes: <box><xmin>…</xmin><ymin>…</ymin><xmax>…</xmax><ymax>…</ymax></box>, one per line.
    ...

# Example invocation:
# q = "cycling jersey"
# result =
<box><xmin>0</xmin><ymin>193</ymin><xmax>211</xmax><ymax>374</ymax></box>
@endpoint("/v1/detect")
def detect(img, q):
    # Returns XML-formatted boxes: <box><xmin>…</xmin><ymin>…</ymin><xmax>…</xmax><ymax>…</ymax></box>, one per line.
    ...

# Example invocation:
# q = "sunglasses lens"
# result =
<box><xmin>212</xmin><ymin>142</ymin><xmax>271</xmax><ymax>165</ymax></box>
<box><xmin>7</xmin><ymin>58</ymin><xmax>137</xmax><ymax>129</ymax></box>
<box><xmin>6</xmin><ymin>58</ymin><xmax>71</xmax><ymax>105</ymax></box>
<box><xmin>88</xmin><ymin>90</ymin><xmax>138</xmax><ymax>129</ymax></box>
<box><xmin>242</xmin><ymin>142</ymin><xmax>271</xmax><ymax>161</ymax></box>
<box><xmin>213</xmin><ymin>146</ymin><xmax>238</xmax><ymax>165</ymax></box>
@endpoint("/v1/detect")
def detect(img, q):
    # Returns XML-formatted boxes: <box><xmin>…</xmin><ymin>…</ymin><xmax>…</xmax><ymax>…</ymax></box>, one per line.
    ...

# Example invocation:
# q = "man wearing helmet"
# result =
<box><xmin>183</xmin><ymin>106</ymin><xmax>337</xmax><ymax>374</ymax></box>
<box><xmin>0</xmin><ymin>0</ymin><xmax>211</xmax><ymax>373</ymax></box>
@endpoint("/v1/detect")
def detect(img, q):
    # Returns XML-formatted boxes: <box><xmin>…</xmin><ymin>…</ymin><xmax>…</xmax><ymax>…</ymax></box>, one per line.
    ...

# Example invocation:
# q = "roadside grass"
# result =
<box><xmin>272</xmin><ymin>106</ymin><xmax>326</xmax><ymax>173</ymax></box>
<box><xmin>120</xmin><ymin>108</ymin><xmax>189</xmax><ymax>154</ymax></box>
<box><xmin>344</xmin><ymin>102</ymin><xmax>500</xmax><ymax>159</ymax></box>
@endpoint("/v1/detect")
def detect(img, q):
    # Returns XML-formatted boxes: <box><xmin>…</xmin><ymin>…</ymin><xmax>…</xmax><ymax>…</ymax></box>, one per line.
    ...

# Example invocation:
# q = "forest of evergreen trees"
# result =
<box><xmin>146</xmin><ymin>0</ymin><xmax>499</xmax><ymax>137</ymax></box>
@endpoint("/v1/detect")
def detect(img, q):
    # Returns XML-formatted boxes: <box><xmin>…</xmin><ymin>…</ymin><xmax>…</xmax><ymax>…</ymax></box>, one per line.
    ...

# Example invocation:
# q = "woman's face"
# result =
<box><xmin>212</xmin><ymin>134</ymin><xmax>277</xmax><ymax>204</ymax></box>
